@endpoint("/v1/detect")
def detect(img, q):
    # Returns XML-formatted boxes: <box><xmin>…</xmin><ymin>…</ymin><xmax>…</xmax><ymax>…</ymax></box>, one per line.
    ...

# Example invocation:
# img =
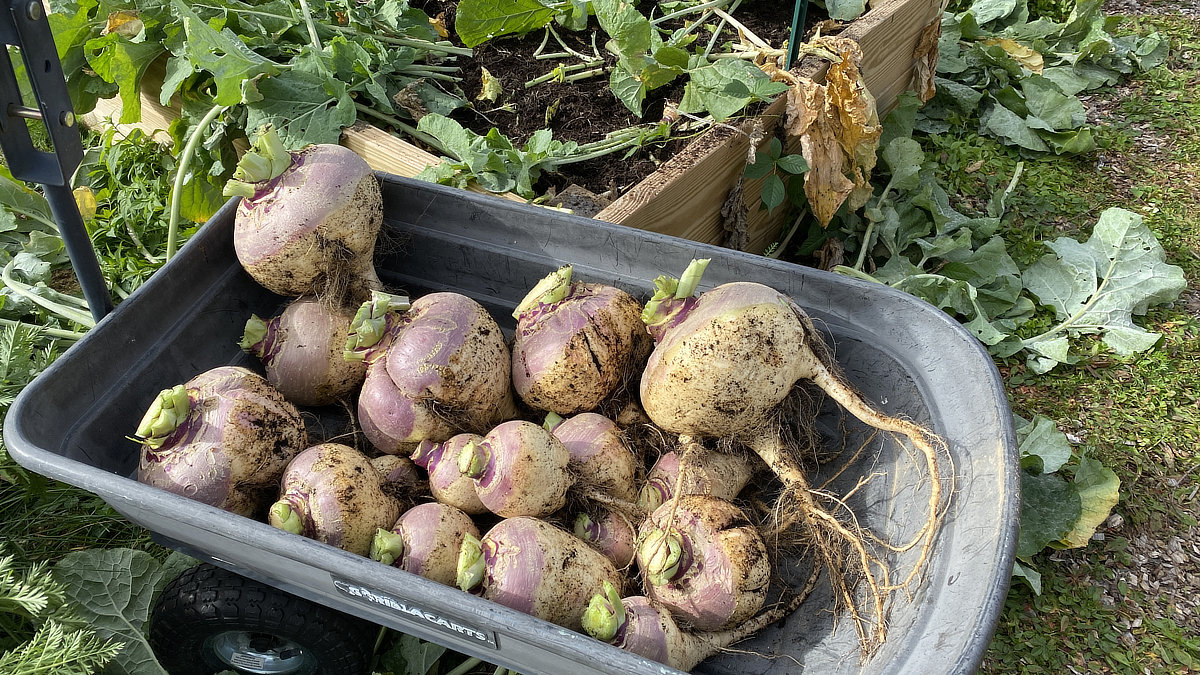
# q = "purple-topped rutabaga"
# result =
<box><xmin>582</xmin><ymin>580</ymin><xmax>803</xmax><ymax>671</ymax></box>
<box><xmin>511</xmin><ymin>265</ymin><xmax>651</xmax><ymax>414</ymax></box>
<box><xmin>269</xmin><ymin>443</ymin><xmax>400</xmax><ymax>556</ymax></box>
<box><xmin>411</xmin><ymin>434</ymin><xmax>488</xmax><ymax>515</ymax></box>
<box><xmin>240</xmin><ymin>296</ymin><xmax>366</xmax><ymax>407</ymax></box>
<box><xmin>371</xmin><ymin>502</ymin><xmax>479</xmax><ymax>586</ymax></box>
<box><xmin>638</xmin><ymin>441</ymin><xmax>756</xmax><ymax>511</ymax></box>
<box><xmin>359</xmin><ymin>357</ymin><xmax>456</xmax><ymax>455</ymax></box>
<box><xmin>135</xmin><ymin>366</ymin><xmax>306</xmax><ymax>518</ymax></box>
<box><xmin>226</xmin><ymin>127</ymin><xmax>383</xmax><ymax>305</ymax></box>
<box><xmin>456</xmin><ymin>516</ymin><xmax>621</xmax><ymax>631</ymax></box>
<box><xmin>545</xmin><ymin>412</ymin><xmax>639</xmax><ymax>502</ymax></box>
<box><xmin>636</xmin><ymin>495</ymin><xmax>769</xmax><ymax>632</ymax></box>
<box><xmin>384</xmin><ymin>292</ymin><xmax>519</xmax><ymax>434</ymax></box>
<box><xmin>573</xmin><ymin>510</ymin><xmax>637</xmax><ymax>568</ymax></box>
<box><xmin>459</xmin><ymin>420</ymin><xmax>570</xmax><ymax>518</ymax></box>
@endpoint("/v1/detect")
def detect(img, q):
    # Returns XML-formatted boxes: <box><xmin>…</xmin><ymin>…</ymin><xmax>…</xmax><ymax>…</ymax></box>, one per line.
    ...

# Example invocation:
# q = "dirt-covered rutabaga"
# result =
<box><xmin>636</xmin><ymin>495</ymin><xmax>769</xmax><ymax>632</ymax></box>
<box><xmin>639</xmin><ymin>259</ymin><xmax>948</xmax><ymax>653</ymax></box>
<box><xmin>226</xmin><ymin>127</ymin><xmax>383</xmax><ymax>305</ymax></box>
<box><xmin>269</xmin><ymin>443</ymin><xmax>400</xmax><ymax>557</ymax></box>
<box><xmin>241</xmin><ymin>297</ymin><xmax>366</xmax><ymax>406</ymax></box>
<box><xmin>456</xmin><ymin>516</ymin><xmax>622</xmax><ymax>632</ymax></box>
<box><xmin>582</xmin><ymin>581</ymin><xmax>806</xmax><ymax>672</ymax></box>
<box><xmin>639</xmin><ymin>441</ymin><xmax>757</xmax><ymax>511</ymax></box>
<box><xmin>573</xmin><ymin>510</ymin><xmax>637</xmax><ymax>568</ymax></box>
<box><xmin>459</xmin><ymin>420</ymin><xmax>570</xmax><ymax>518</ymax></box>
<box><xmin>411</xmin><ymin>434</ymin><xmax>489</xmax><ymax>515</ymax></box>
<box><xmin>359</xmin><ymin>356</ymin><xmax>457</xmax><ymax>455</ymax></box>
<box><xmin>370</xmin><ymin>454</ymin><xmax>427</xmax><ymax>509</ymax></box>
<box><xmin>545</xmin><ymin>412</ymin><xmax>639</xmax><ymax>502</ymax></box>
<box><xmin>135</xmin><ymin>366</ymin><xmax>307</xmax><ymax>518</ymax></box>
<box><xmin>384</xmin><ymin>292</ymin><xmax>520</xmax><ymax>434</ymax></box>
<box><xmin>371</xmin><ymin>502</ymin><xmax>480</xmax><ymax>587</ymax></box>
<box><xmin>512</xmin><ymin>265</ymin><xmax>651</xmax><ymax>414</ymax></box>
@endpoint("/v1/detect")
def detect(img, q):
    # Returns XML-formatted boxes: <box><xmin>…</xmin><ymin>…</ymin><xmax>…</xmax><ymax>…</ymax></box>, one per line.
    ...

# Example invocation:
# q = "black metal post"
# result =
<box><xmin>2</xmin><ymin>0</ymin><xmax>114</xmax><ymax>322</ymax></box>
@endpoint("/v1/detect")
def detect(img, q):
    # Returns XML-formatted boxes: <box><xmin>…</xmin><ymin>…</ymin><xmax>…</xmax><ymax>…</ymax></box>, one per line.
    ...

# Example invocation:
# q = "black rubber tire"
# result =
<box><xmin>149</xmin><ymin>563</ymin><xmax>374</xmax><ymax>675</ymax></box>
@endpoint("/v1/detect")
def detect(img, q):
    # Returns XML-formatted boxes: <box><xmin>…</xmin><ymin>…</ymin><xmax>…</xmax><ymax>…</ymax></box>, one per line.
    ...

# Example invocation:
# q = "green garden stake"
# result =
<box><xmin>787</xmin><ymin>0</ymin><xmax>810</xmax><ymax>67</ymax></box>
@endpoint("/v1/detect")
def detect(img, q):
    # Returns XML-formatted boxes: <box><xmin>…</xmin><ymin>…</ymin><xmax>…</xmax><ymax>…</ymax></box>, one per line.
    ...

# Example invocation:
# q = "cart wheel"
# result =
<box><xmin>149</xmin><ymin>563</ymin><xmax>374</xmax><ymax>675</ymax></box>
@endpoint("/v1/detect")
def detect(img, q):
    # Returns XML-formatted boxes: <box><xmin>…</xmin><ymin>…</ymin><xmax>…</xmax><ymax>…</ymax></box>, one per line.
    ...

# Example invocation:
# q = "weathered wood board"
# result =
<box><xmin>593</xmin><ymin>0</ymin><xmax>944</xmax><ymax>254</ymax></box>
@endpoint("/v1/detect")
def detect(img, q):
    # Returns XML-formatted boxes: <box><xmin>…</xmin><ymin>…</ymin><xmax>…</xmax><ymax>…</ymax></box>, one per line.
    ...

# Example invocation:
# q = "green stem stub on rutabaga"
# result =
<box><xmin>641</xmin><ymin>258</ymin><xmax>710</xmax><ymax>330</ymax></box>
<box><xmin>641</xmin><ymin>528</ymin><xmax>684</xmax><ymax>587</ymax></box>
<box><xmin>345</xmin><ymin>291</ymin><xmax>411</xmax><ymax>360</ymax></box>
<box><xmin>513</xmin><ymin>265</ymin><xmax>573</xmax><ymax>318</ymax></box>
<box><xmin>582</xmin><ymin>580</ymin><xmax>627</xmax><ymax>642</ymax></box>
<box><xmin>135</xmin><ymin>385</ymin><xmax>191</xmax><ymax>448</ymax></box>
<box><xmin>223</xmin><ymin>126</ymin><xmax>293</xmax><ymax>198</ymax></box>
<box><xmin>371</xmin><ymin>528</ymin><xmax>406</xmax><ymax>567</ymax></box>
<box><xmin>457</xmin><ymin>533</ymin><xmax>486</xmax><ymax>592</ymax></box>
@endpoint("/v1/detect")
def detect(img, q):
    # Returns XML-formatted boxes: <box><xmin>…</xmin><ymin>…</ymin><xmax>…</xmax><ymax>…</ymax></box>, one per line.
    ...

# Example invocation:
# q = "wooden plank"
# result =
<box><xmin>594</xmin><ymin>0</ymin><xmax>942</xmax><ymax>253</ymax></box>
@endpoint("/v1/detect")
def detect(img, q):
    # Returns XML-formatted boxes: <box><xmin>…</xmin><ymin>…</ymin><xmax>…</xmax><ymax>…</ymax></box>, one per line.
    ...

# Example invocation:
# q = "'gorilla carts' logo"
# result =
<box><xmin>333</xmin><ymin>578</ymin><xmax>498</xmax><ymax>648</ymax></box>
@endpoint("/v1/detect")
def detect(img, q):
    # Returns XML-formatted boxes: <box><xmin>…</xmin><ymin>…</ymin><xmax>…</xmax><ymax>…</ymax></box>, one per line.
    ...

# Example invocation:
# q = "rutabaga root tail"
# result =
<box><xmin>746</xmin><ymin>432</ymin><xmax>891</xmax><ymax>656</ymax></box>
<box><xmin>807</xmin><ymin>360</ymin><xmax>950</xmax><ymax>593</ymax></box>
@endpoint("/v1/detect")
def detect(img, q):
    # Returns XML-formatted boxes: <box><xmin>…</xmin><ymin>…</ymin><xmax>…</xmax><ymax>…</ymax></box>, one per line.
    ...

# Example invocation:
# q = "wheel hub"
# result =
<box><xmin>205</xmin><ymin>631</ymin><xmax>314</xmax><ymax>674</ymax></box>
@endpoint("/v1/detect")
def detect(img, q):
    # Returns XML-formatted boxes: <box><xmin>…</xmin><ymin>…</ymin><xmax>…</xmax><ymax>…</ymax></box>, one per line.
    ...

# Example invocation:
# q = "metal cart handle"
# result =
<box><xmin>1</xmin><ymin>0</ymin><xmax>114</xmax><ymax>321</ymax></box>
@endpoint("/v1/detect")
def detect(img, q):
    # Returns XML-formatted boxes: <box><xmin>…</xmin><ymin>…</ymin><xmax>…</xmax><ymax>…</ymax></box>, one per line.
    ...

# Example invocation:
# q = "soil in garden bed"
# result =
<box><xmin>412</xmin><ymin>1</ymin><xmax>819</xmax><ymax>202</ymax></box>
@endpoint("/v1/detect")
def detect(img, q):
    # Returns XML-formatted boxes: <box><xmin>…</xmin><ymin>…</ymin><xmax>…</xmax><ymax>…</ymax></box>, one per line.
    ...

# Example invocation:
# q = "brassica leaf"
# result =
<box><xmin>1021</xmin><ymin>207</ymin><xmax>1187</xmax><ymax>372</ymax></box>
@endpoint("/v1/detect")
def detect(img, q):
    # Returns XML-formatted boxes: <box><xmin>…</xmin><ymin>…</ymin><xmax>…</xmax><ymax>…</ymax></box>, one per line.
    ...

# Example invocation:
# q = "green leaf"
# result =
<box><xmin>1022</xmin><ymin>207</ymin><xmax>1187</xmax><ymax>366</ymax></box>
<box><xmin>881</xmin><ymin>137</ymin><xmax>924</xmax><ymax>192</ymax></box>
<box><xmin>964</xmin><ymin>0</ymin><xmax>1019</xmax><ymax>25</ymax></box>
<box><xmin>775</xmin><ymin>154</ymin><xmax>809</xmax><ymax>175</ymax></box>
<box><xmin>1055</xmin><ymin>456</ymin><xmax>1120</xmax><ymax>549</ymax></box>
<box><xmin>1015</xmin><ymin>414</ymin><xmax>1073</xmax><ymax>474</ymax></box>
<box><xmin>826</xmin><ymin>0</ymin><xmax>867</xmax><ymax>21</ymax></box>
<box><xmin>52</xmin><ymin>549</ymin><xmax>173</xmax><ymax>675</ymax></box>
<box><xmin>1017</xmin><ymin>470</ymin><xmax>1081</xmax><ymax>559</ymax></box>
<box><xmin>168</xmin><ymin>0</ymin><xmax>280</xmax><ymax>106</ymax></box>
<box><xmin>453</xmin><ymin>0</ymin><xmax>556</xmax><ymax>47</ymax></box>
<box><xmin>84</xmin><ymin>34</ymin><xmax>166</xmax><ymax>124</ymax></box>
<box><xmin>1022</xmin><ymin>75</ymin><xmax>1085</xmax><ymax>130</ymax></box>
<box><xmin>760</xmin><ymin>174</ymin><xmax>786</xmax><ymax>213</ymax></box>
<box><xmin>245</xmin><ymin>67</ymin><xmax>357</xmax><ymax>147</ymax></box>
<box><xmin>1011</xmin><ymin>559</ymin><xmax>1042</xmax><ymax>594</ymax></box>
<box><xmin>609</xmin><ymin>66</ymin><xmax>646</xmax><ymax>115</ymax></box>
<box><xmin>0</xmin><ymin>170</ymin><xmax>56</xmax><ymax>231</ymax></box>
<box><xmin>981</xmin><ymin>104</ymin><xmax>1050</xmax><ymax>152</ymax></box>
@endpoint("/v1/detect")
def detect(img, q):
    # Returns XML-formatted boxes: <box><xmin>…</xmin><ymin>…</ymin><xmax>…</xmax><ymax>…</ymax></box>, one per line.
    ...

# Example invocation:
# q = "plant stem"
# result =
<box><xmin>703</xmin><ymin>0</ymin><xmax>743</xmax><ymax>59</ymax></box>
<box><xmin>444</xmin><ymin>657</ymin><xmax>484</xmax><ymax>675</ymax></box>
<box><xmin>526</xmin><ymin>62</ymin><xmax>607</xmax><ymax>88</ymax></box>
<box><xmin>326</xmin><ymin>25</ymin><xmax>473</xmax><ymax>56</ymax></box>
<box><xmin>0</xmin><ymin>318</ymin><xmax>87</xmax><ymax>341</ymax></box>
<box><xmin>167</xmin><ymin>103</ymin><xmax>226</xmax><ymax>260</ymax></box>
<box><xmin>1</xmin><ymin>261</ymin><xmax>95</xmax><ymax>328</ymax></box>
<box><xmin>352</xmin><ymin>103</ymin><xmax>448</xmax><ymax>156</ymax></box>
<box><xmin>295</xmin><ymin>0</ymin><xmax>323</xmax><ymax>50</ymax></box>
<box><xmin>650</xmin><ymin>0</ymin><xmax>734</xmax><ymax>25</ymax></box>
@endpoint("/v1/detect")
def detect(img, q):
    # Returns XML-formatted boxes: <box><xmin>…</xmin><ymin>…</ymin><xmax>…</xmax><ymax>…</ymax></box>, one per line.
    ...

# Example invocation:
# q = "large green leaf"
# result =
<box><xmin>168</xmin><ymin>0</ymin><xmax>280</xmax><ymax>106</ymax></box>
<box><xmin>1017</xmin><ymin>471</ymin><xmax>1081</xmax><ymax>559</ymax></box>
<box><xmin>245</xmin><ymin>67</ymin><xmax>357</xmax><ymax>147</ymax></box>
<box><xmin>1015</xmin><ymin>413</ymin><xmax>1073</xmax><ymax>474</ymax></box>
<box><xmin>52</xmin><ymin>549</ymin><xmax>181</xmax><ymax>675</ymax></box>
<box><xmin>1022</xmin><ymin>207</ymin><xmax>1187</xmax><ymax>370</ymax></box>
<box><xmin>454</xmin><ymin>0</ymin><xmax>556</xmax><ymax>47</ymax></box>
<box><xmin>84</xmin><ymin>34</ymin><xmax>166</xmax><ymax>124</ymax></box>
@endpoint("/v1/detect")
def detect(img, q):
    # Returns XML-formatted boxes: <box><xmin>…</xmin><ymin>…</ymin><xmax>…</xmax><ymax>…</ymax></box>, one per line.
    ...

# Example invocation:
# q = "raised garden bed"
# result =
<box><xmin>80</xmin><ymin>0</ymin><xmax>941</xmax><ymax>253</ymax></box>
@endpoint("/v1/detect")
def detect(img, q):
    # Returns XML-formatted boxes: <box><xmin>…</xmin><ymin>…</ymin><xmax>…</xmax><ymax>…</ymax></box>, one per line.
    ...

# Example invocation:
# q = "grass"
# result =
<box><xmin>978</xmin><ymin>12</ymin><xmax>1200</xmax><ymax>674</ymax></box>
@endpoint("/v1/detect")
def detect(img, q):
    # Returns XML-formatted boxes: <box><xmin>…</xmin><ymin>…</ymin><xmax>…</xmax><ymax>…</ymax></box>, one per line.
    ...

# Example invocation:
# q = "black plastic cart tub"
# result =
<box><xmin>4</xmin><ymin>175</ymin><xmax>1019</xmax><ymax>674</ymax></box>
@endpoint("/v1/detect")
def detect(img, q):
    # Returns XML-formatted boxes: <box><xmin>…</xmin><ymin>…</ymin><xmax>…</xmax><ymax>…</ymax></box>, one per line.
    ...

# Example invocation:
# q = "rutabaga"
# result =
<box><xmin>511</xmin><ymin>265</ymin><xmax>651</xmax><ymax>414</ymax></box>
<box><xmin>226</xmin><ymin>127</ymin><xmax>383</xmax><ymax>306</ymax></box>
<box><xmin>135</xmin><ymin>366</ymin><xmax>307</xmax><ymax>518</ymax></box>
<box><xmin>269</xmin><ymin>443</ymin><xmax>401</xmax><ymax>557</ymax></box>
